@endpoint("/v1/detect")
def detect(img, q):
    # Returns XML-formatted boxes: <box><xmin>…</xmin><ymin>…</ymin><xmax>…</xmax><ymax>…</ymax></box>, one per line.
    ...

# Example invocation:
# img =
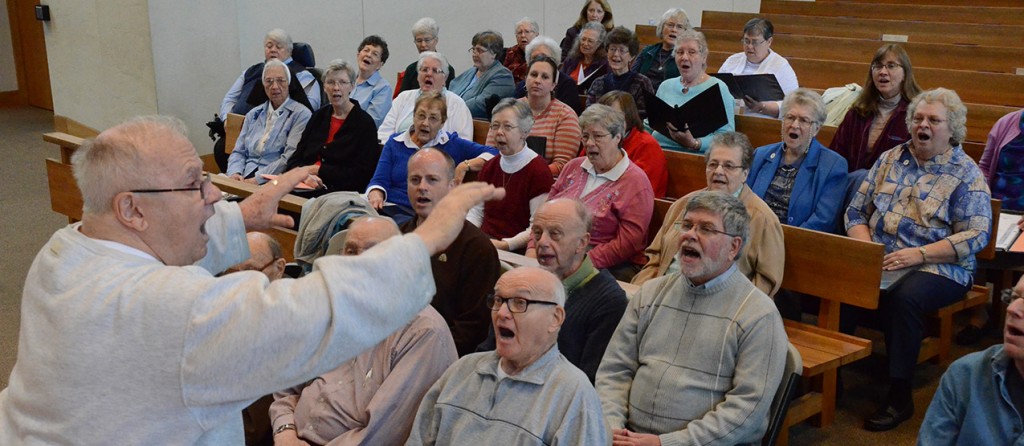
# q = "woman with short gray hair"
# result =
<box><xmin>287</xmin><ymin>59</ymin><xmax>381</xmax><ymax>194</ymax></box>
<box><xmin>533</xmin><ymin>103</ymin><xmax>655</xmax><ymax>279</ymax></box>
<box><xmin>450</xmin><ymin>31</ymin><xmax>516</xmax><ymax>119</ymax></box>
<box><xmin>468</xmin><ymin>98</ymin><xmax>553</xmax><ymax>251</ymax></box>
<box><xmin>717</xmin><ymin>18</ymin><xmax>799</xmax><ymax>118</ymax></box>
<box><xmin>632</xmin><ymin>8</ymin><xmax>691</xmax><ymax>90</ymax></box>
<box><xmin>504</xmin><ymin>18</ymin><xmax>540</xmax><ymax>83</ymax></box>
<box><xmin>398</xmin><ymin>17</ymin><xmax>455</xmax><ymax>93</ymax></box>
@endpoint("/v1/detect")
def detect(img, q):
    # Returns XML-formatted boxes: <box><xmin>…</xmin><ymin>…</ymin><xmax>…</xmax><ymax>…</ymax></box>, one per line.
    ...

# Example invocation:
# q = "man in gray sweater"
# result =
<box><xmin>596</xmin><ymin>191</ymin><xmax>788</xmax><ymax>446</ymax></box>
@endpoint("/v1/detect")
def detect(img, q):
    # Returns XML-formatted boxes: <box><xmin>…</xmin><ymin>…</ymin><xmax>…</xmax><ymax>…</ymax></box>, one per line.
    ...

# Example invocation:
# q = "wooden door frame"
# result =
<box><xmin>1</xmin><ymin>0</ymin><xmax>33</xmax><ymax>107</ymax></box>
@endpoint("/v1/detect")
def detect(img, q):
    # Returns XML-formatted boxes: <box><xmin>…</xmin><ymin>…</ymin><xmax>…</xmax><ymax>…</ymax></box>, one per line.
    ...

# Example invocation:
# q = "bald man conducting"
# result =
<box><xmin>270</xmin><ymin>216</ymin><xmax>457</xmax><ymax>445</ymax></box>
<box><xmin>0</xmin><ymin>115</ymin><xmax>503</xmax><ymax>444</ymax></box>
<box><xmin>407</xmin><ymin>267</ymin><xmax>608</xmax><ymax>445</ymax></box>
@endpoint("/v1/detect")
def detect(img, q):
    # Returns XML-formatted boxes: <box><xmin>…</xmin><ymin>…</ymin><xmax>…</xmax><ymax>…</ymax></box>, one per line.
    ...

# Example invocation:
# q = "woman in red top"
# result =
<box><xmin>598</xmin><ymin>90</ymin><xmax>667</xmax><ymax>198</ymax></box>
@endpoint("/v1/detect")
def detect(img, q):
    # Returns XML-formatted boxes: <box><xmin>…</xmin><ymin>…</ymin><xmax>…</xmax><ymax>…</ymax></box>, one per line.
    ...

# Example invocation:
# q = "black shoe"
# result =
<box><xmin>864</xmin><ymin>402</ymin><xmax>914</xmax><ymax>431</ymax></box>
<box><xmin>956</xmin><ymin>324</ymin><xmax>984</xmax><ymax>346</ymax></box>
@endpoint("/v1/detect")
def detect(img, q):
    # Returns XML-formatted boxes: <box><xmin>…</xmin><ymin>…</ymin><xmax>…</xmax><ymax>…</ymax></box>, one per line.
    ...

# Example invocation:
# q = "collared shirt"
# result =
<box><xmin>351</xmin><ymin>70</ymin><xmax>393</xmax><ymax>127</ymax></box>
<box><xmin>256</xmin><ymin>101</ymin><xmax>282</xmax><ymax>155</ymax></box>
<box><xmin>580</xmin><ymin>149</ymin><xmax>630</xmax><ymax>196</ymax></box>
<box><xmin>563</xmin><ymin>255</ymin><xmax>600</xmax><ymax>295</ymax></box>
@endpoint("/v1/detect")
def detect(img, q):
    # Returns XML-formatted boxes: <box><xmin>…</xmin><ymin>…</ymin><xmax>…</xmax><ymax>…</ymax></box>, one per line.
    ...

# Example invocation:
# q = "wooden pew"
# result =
<box><xmin>831</xmin><ymin>0</ymin><xmax>1019</xmax><ymax>5</ymax></box>
<box><xmin>472</xmin><ymin>119</ymin><xmax>490</xmax><ymax>145</ymax></box>
<box><xmin>224</xmin><ymin>112</ymin><xmax>244</xmax><ymax>155</ymax></box>
<box><xmin>705</xmin><ymin>51</ymin><xmax>1024</xmax><ymax>109</ymax></box>
<box><xmin>662</xmin><ymin>150</ymin><xmax>706</xmax><ymax>200</ymax></box>
<box><xmin>700</xmin><ymin>11</ymin><xmax>1024</xmax><ymax>48</ymax></box>
<box><xmin>701</xmin><ymin>28</ymin><xmax>1024</xmax><ymax>75</ymax></box>
<box><xmin>761</xmin><ymin>0</ymin><xmax>1024</xmax><ymax>26</ymax></box>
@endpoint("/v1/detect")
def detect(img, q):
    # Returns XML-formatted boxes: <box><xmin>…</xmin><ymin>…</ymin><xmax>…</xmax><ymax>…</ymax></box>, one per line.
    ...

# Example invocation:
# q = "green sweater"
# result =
<box><xmin>596</xmin><ymin>266</ymin><xmax>787</xmax><ymax>446</ymax></box>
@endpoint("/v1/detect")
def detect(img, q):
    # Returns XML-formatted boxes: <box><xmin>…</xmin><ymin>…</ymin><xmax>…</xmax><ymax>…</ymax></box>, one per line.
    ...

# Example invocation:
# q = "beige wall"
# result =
<box><xmin>43</xmin><ymin>0</ymin><xmax>158</xmax><ymax>132</ymax></box>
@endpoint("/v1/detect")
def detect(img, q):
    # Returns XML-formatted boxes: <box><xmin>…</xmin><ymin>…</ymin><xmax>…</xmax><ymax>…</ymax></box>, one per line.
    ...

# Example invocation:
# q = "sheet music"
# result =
<box><xmin>996</xmin><ymin>212</ymin><xmax>1022</xmax><ymax>251</ymax></box>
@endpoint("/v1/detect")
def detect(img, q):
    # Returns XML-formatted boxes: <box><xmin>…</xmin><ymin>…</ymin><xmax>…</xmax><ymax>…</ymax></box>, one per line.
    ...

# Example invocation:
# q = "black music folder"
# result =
<box><xmin>644</xmin><ymin>83</ymin><xmax>729</xmax><ymax>139</ymax></box>
<box><xmin>710</xmin><ymin>73</ymin><xmax>785</xmax><ymax>102</ymax></box>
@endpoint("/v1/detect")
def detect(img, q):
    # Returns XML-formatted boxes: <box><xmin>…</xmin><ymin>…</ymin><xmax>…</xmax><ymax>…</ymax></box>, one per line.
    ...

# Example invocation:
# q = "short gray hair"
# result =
<box><xmin>516</xmin><ymin>17</ymin><xmax>540</xmax><ymax>35</ymax></box>
<box><xmin>579</xmin><ymin>103</ymin><xmax>625</xmax><ymax>139</ymax></box>
<box><xmin>73</xmin><ymin>116</ymin><xmax>189</xmax><ymax>214</ymax></box>
<box><xmin>907</xmin><ymin>88</ymin><xmax>968</xmax><ymax>146</ymax></box>
<box><xmin>706</xmin><ymin>131</ymin><xmax>754</xmax><ymax>170</ymax></box>
<box><xmin>781</xmin><ymin>88</ymin><xmax>827</xmax><ymax>128</ymax></box>
<box><xmin>265</xmin><ymin>28</ymin><xmax>293</xmax><ymax>53</ymax></box>
<box><xmin>657</xmin><ymin>8</ymin><xmax>691</xmax><ymax>38</ymax></box>
<box><xmin>322</xmin><ymin>59</ymin><xmax>356</xmax><ymax>85</ymax></box>
<box><xmin>525</xmin><ymin>35</ymin><xmax>562</xmax><ymax>64</ymax></box>
<box><xmin>674</xmin><ymin>29</ymin><xmax>708</xmax><ymax>59</ymax></box>
<box><xmin>263</xmin><ymin>59</ymin><xmax>291</xmax><ymax>85</ymax></box>
<box><xmin>684</xmin><ymin>190</ymin><xmax>750</xmax><ymax>258</ymax></box>
<box><xmin>743</xmin><ymin>18</ymin><xmax>774</xmax><ymax>40</ymax></box>
<box><xmin>417</xmin><ymin>51</ymin><xmax>450</xmax><ymax>78</ymax></box>
<box><xmin>472</xmin><ymin>30</ymin><xmax>505</xmax><ymax>57</ymax></box>
<box><xmin>412</xmin><ymin>17</ymin><xmax>439</xmax><ymax>38</ymax></box>
<box><xmin>491</xmin><ymin>98</ymin><xmax>535</xmax><ymax>134</ymax></box>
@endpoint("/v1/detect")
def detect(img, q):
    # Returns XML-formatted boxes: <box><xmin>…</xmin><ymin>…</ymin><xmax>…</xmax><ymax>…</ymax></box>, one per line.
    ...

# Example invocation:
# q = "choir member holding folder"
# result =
<box><xmin>648</xmin><ymin>30</ymin><xmax>735</xmax><ymax>153</ymax></box>
<box><xmin>716</xmin><ymin>18</ymin><xmax>799</xmax><ymax>118</ymax></box>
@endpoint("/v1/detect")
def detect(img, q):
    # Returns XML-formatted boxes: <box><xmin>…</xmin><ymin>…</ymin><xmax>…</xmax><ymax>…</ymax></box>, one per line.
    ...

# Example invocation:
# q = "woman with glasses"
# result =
<box><xmin>633</xmin><ymin>8</ymin><xmax>690</xmax><ymax>90</ymax></box>
<box><xmin>488</xmin><ymin>56</ymin><xmax>582</xmax><ymax>176</ymax></box>
<box><xmin>378</xmin><ymin>51</ymin><xmax>474</xmax><ymax>144</ymax></box>
<box><xmin>747</xmin><ymin>89</ymin><xmax>847</xmax><ymax>232</ymax></box>
<box><xmin>449</xmin><ymin>31</ymin><xmax>515</xmax><ymax>119</ymax></box>
<box><xmin>561</xmin><ymin>22</ymin><xmax>609</xmax><ymax>95</ymax></box>
<box><xmin>559</xmin><ymin>0</ymin><xmax>614</xmax><ymax>63</ymax></box>
<box><xmin>634</xmin><ymin>132</ymin><xmax>784</xmax><ymax>298</ymax></box>
<box><xmin>287</xmin><ymin>59</ymin><xmax>381</xmax><ymax>195</ymax></box>
<box><xmin>504</xmin><ymin>18</ymin><xmax>540</xmax><ymax>84</ymax></box>
<box><xmin>597</xmin><ymin>91</ymin><xmax>666</xmax><ymax>198</ymax></box>
<box><xmin>586</xmin><ymin>27</ymin><xmax>654</xmax><ymax>119</ymax></box>
<box><xmin>831</xmin><ymin>44</ymin><xmax>923</xmax><ymax>172</ymax></box>
<box><xmin>844</xmin><ymin>88</ymin><xmax>991</xmax><ymax>432</ymax></box>
<box><xmin>717</xmin><ymin>18</ymin><xmax>799</xmax><ymax>118</ymax></box>
<box><xmin>468</xmin><ymin>99</ymin><xmax>554</xmax><ymax>251</ymax></box>
<box><xmin>227</xmin><ymin>59</ymin><xmax>312</xmax><ymax>185</ymax></box>
<box><xmin>530</xmin><ymin>104</ymin><xmax>654</xmax><ymax>280</ymax></box>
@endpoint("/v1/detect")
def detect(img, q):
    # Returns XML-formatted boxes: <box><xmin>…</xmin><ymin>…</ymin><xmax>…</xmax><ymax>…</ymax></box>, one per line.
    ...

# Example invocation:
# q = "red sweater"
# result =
<box><xmin>622</xmin><ymin>129</ymin><xmax>668</xmax><ymax>198</ymax></box>
<box><xmin>478</xmin><ymin>155</ymin><xmax>554</xmax><ymax>240</ymax></box>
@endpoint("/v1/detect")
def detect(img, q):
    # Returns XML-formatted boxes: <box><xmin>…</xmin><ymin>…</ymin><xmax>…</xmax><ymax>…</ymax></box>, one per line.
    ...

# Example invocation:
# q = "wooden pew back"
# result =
<box><xmin>761</xmin><ymin>0</ymin><xmax>1024</xmax><ymax>26</ymax></box>
<box><xmin>473</xmin><ymin>119</ymin><xmax>490</xmax><ymax>145</ymax></box>
<box><xmin>663</xmin><ymin>151</ymin><xmax>707</xmax><ymax>200</ymax></box>
<box><xmin>224</xmin><ymin>113</ymin><xmax>245</xmax><ymax>155</ymax></box>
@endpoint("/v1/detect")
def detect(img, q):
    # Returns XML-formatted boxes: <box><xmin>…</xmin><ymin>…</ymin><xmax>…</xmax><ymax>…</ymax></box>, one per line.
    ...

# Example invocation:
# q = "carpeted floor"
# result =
<box><xmin>0</xmin><ymin>105</ymin><xmax>1004</xmax><ymax>444</ymax></box>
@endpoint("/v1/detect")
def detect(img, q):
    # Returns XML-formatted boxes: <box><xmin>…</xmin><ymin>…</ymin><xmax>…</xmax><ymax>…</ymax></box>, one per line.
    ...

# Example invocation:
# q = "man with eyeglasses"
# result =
<box><xmin>269</xmin><ymin>216</ymin><xmax>457</xmax><ymax>446</ymax></box>
<box><xmin>919</xmin><ymin>284</ymin><xmax>1024</xmax><ymax>445</ymax></box>
<box><xmin>597</xmin><ymin>190</ymin><xmax>787</xmax><ymax>446</ymax></box>
<box><xmin>0</xmin><ymin>115</ymin><xmax>504</xmax><ymax>444</ymax></box>
<box><xmin>633</xmin><ymin>132</ymin><xmax>785</xmax><ymax>298</ymax></box>
<box><xmin>406</xmin><ymin>267</ymin><xmax>608</xmax><ymax>445</ymax></box>
<box><xmin>225</xmin><ymin>231</ymin><xmax>287</xmax><ymax>280</ymax></box>
<box><xmin>399</xmin><ymin>17</ymin><xmax>456</xmax><ymax>94</ymax></box>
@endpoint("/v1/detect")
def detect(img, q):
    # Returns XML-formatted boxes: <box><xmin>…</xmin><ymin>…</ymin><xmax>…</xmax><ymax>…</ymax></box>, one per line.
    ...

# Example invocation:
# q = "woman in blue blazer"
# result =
<box><xmin>747</xmin><ymin>89</ymin><xmax>848</xmax><ymax>232</ymax></box>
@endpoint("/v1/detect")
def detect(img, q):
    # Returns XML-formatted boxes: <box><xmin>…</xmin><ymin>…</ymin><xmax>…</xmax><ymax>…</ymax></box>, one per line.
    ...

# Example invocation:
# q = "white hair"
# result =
<box><xmin>263</xmin><ymin>59</ymin><xmax>291</xmax><ymax>85</ymax></box>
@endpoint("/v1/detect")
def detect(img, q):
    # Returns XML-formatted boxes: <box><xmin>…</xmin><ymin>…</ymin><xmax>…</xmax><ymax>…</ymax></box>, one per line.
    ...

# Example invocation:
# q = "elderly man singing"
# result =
<box><xmin>407</xmin><ymin>267</ymin><xmax>608</xmax><ymax>445</ymax></box>
<box><xmin>0</xmin><ymin>116</ymin><xmax>502</xmax><ymax>444</ymax></box>
<box><xmin>270</xmin><ymin>216</ymin><xmax>457</xmax><ymax>446</ymax></box>
<box><xmin>597</xmin><ymin>190</ymin><xmax>787</xmax><ymax>446</ymax></box>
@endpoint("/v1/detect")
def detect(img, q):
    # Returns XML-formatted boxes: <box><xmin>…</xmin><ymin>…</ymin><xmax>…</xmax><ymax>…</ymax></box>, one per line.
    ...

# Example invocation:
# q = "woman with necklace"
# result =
<box><xmin>468</xmin><ymin>99</ymin><xmax>554</xmax><ymax>251</ymax></box>
<box><xmin>586</xmin><ymin>26</ymin><xmax>654</xmax><ymax>119</ymax></box>
<box><xmin>487</xmin><ymin>55</ymin><xmax>581</xmax><ymax>176</ymax></box>
<box><xmin>651</xmin><ymin>29</ymin><xmax>735</xmax><ymax>153</ymax></box>
<box><xmin>747</xmin><ymin>89</ymin><xmax>847</xmax><ymax>232</ymax></box>
<box><xmin>288</xmin><ymin>59</ymin><xmax>381</xmax><ymax>194</ymax></box>
<box><xmin>632</xmin><ymin>8</ymin><xmax>690</xmax><ymax>90</ymax></box>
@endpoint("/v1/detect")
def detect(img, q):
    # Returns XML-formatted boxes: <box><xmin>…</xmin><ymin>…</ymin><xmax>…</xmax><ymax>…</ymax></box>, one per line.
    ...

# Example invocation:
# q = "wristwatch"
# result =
<box><xmin>919</xmin><ymin>246</ymin><xmax>928</xmax><ymax>262</ymax></box>
<box><xmin>274</xmin><ymin>423</ymin><xmax>296</xmax><ymax>435</ymax></box>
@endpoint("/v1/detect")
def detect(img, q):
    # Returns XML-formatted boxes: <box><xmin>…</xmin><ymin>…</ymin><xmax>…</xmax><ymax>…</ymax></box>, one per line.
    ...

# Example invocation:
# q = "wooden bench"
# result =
<box><xmin>700</xmin><ymin>28</ymin><xmax>1024</xmax><ymax>75</ymax></box>
<box><xmin>663</xmin><ymin>150</ymin><xmax>706</xmax><ymax>200</ymax></box>
<box><xmin>761</xmin><ymin>0</ymin><xmax>1024</xmax><ymax>26</ymax></box>
<box><xmin>472</xmin><ymin>119</ymin><xmax>490</xmax><ymax>145</ymax></box>
<box><xmin>833</xmin><ymin>0</ymin><xmax>1018</xmax><ymax>5</ymax></box>
<box><xmin>700</xmin><ymin>11</ymin><xmax>1024</xmax><ymax>48</ymax></box>
<box><xmin>705</xmin><ymin>51</ymin><xmax>1024</xmax><ymax>109</ymax></box>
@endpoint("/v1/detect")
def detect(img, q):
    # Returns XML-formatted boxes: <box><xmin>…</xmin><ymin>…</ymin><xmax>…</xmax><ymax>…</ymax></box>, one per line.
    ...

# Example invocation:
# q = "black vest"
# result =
<box><xmin>231</xmin><ymin>59</ymin><xmax>314</xmax><ymax>116</ymax></box>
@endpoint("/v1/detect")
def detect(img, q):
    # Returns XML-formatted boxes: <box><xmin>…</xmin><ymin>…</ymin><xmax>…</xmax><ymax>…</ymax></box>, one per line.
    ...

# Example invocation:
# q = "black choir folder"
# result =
<box><xmin>644</xmin><ymin>83</ymin><xmax>729</xmax><ymax>139</ymax></box>
<box><xmin>710</xmin><ymin>73</ymin><xmax>785</xmax><ymax>102</ymax></box>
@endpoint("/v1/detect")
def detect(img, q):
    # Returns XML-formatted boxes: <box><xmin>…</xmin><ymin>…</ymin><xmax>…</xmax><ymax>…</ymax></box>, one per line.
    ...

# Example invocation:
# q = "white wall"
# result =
<box><xmin>52</xmin><ymin>0</ymin><xmax>762</xmax><ymax>152</ymax></box>
<box><xmin>43</xmin><ymin>0</ymin><xmax>158</xmax><ymax>131</ymax></box>
<box><xmin>0</xmin><ymin>2</ymin><xmax>19</xmax><ymax>92</ymax></box>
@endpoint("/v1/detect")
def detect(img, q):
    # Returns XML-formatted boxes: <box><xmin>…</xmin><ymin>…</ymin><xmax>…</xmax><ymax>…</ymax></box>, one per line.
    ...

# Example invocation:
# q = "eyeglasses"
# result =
<box><xmin>325</xmin><ymin>79</ymin><xmax>352</xmax><ymax>87</ymax></box>
<box><xmin>871</xmin><ymin>62</ymin><xmax>903</xmax><ymax>72</ymax></box>
<box><xmin>486</xmin><ymin>294</ymin><xmax>558</xmax><ymax>313</ymax></box>
<box><xmin>782</xmin><ymin>115</ymin><xmax>817</xmax><ymax>128</ymax></box>
<box><xmin>662</xmin><ymin>22</ymin><xmax>687</xmax><ymax>31</ymax></box>
<box><xmin>468</xmin><ymin>47</ymin><xmax>489</xmax><ymax>55</ymax></box>
<box><xmin>607</xmin><ymin>46</ymin><xmax>631</xmax><ymax>56</ymax></box>
<box><xmin>223</xmin><ymin>256</ymin><xmax>281</xmax><ymax>274</ymax></box>
<box><xmin>581</xmin><ymin>132</ymin><xmax>612</xmax><ymax>142</ymax></box>
<box><xmin>489</xmin><ymin>123</ymin><xmax>518</xmax><ymax>133</ymax></box>
<box><xmin>131</xmin><ymin>172</ymin><xmax>211</xmax><ymax>201</ymax></box>
<box><xmin>911</xmin><ymin>116</ymin><xmax>947</xmax><ymax>126</ymax></box>
<box><xmin>418</xmin><ymin>66</ymin><xmax>444</xmax><ymax>75</ymax></box>
<box><xmin>414</xmin><ymin>113</ymin><xmax>443</xmax><ymax>124</ymax></box>
<box><xmin>263</xmin><ymin>78</ymin><xmax>288</xmax><ymax>86</ymax></box>
<box><xmin>673</xmin><ymin>220</ymin><xmax>739</xmax><ymax>239</ymax></box>
<box><xmin>414</xmin><ymin>37</ymin><xmax>436</xmax><ymax>45</ymax></box>
<box><xmin>515</xmin><ymin>29</ymin><xmax>536</xmax><ymax>36</ymax></box>
<box><xmin>741</xmin><ymin>38</ymin><xmax>767</xmax><ymax>47</ymax></box>
<box><xmin>706</xmin><ymin>161</ymin><xmax>744</xmax><ymax>172</ymax></box>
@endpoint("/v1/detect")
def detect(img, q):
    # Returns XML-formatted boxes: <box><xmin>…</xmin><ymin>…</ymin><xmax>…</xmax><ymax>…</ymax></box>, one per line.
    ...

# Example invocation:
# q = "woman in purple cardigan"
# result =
<box><xmin>528</xmin><ymin>104</ymin><xmax>653</xmax><ymax>280</ymax></box>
